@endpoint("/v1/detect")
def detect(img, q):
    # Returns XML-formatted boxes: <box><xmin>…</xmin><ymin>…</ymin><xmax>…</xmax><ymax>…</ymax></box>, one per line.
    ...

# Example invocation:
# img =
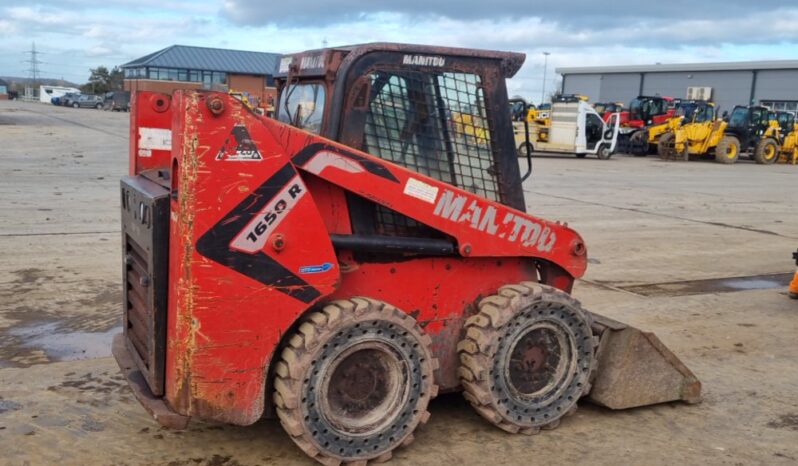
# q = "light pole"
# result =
<box><xmin>541</xmin><ymin>51</ymin><xmax>550</xmax><ymax>105</ymax></box>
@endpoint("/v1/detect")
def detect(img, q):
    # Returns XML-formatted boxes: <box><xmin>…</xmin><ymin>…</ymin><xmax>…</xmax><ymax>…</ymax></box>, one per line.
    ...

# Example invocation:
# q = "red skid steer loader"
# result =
<box><xmin>114</xmin><ymin>43</ymin><xmax>701</xmax><ymax>465</ymax></box>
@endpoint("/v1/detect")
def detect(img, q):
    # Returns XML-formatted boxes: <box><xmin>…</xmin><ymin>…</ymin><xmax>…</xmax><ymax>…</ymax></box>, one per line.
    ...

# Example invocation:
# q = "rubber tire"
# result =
<box><xmin>597</xmin><ymin>144</ymin><xmax>612</xmax><ymax>160</ymax></box>
<box><xmin>754</xmin><ymin>137</ymin><xmax>779</xmax><ymax>165</ymax></box>
<box><xmin>518</xmin><ymin>142</ymin><xmax>533</xmax><ymax>158</ymax></box>
<box><xmin>458</xmin><ymin>282</ymin><xmax>596</xmax><ymax>435</ymax></box>
<box><xmin>96</xmin><ymin>103</ymin><xmax>103</xmax><ymax>109</ymax></box>
<box><xmin>715</xmin><ymin>135</ymin><xmax>740</xmax><ymax>164</ymax></box>
<box><xmin>629</xmin><ymin>131</ymin><xmax>649</xmax><ymax>156</ymax></box>
<box><xmin>72</xmin><ymin>102</ymin><xmax>79</xmax><ymax>108</ymax></box>
<box><xmin>273</xmin><ymin>297</ymin><xmax>438</xmax><ymax>465</ymax></box>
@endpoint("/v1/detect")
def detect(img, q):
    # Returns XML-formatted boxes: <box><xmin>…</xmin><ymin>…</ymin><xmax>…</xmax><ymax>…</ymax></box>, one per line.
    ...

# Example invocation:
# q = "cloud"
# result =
<box><xmin>221</xmin><ymin>0</ymin><xmax>792</xmax><ymax>28</ymax></box>
<box><xmin>2</xmin><ymin>0</ymin><xmax>798</xmax><ymax>96</ymax></box>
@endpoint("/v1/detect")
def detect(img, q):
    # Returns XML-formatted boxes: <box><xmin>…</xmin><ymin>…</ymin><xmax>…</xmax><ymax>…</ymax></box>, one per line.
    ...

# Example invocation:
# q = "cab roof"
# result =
<box><xmin>274</xmin><ymin>42</ymin><xmax>525</xmax><ymax>79</ymax></box>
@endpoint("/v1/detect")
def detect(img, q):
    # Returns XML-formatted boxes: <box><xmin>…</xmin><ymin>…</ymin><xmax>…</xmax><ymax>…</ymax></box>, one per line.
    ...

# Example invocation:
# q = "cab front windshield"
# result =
<box><xmin>629</xmin><ymin>98</ymin><xmax>664</xmax><ymax>121</ymax></box>
<box><xmin>728</xmin><ymin>107</ymin><xmax>750</xmax><ymax>128</ymax></box>
<box><xmin>277</xmin><ymin>82</ymin><xmax>326</xmax><ymax>134</ymax></box>
<box><xmin>677</xmin><ymin>103</ymin><xmax>714</xmax><ymax>123</ymax></box>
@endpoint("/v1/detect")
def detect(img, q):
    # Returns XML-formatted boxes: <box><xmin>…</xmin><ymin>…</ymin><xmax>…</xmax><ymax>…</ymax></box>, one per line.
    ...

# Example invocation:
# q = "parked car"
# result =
<box><xmin>103</xmin><ymin>91</ymin><xmax>130</xmax><ymax>112</ymax></box>
<box><xmin>71</xmin><ymin>94</ymin><xmax>104</xmax><ymax>109</ymax></box>
<box><xmin>61</xmin><ymin>92</ymin><xmax>80</xmax><ymax>107</ymax></box>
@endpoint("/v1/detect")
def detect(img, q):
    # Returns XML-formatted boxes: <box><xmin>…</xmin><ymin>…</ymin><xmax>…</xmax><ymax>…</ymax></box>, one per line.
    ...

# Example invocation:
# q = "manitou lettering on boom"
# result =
<box><xmin>433</xmin><ymin>189</ymin><xmax>556</xmax><ymax>252</ymax></box>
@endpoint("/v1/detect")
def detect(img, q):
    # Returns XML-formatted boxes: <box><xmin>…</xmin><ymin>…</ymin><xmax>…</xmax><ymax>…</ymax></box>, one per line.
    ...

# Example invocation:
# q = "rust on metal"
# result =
<box><xmin>112</xmin><ymin>334</ymin><xmax>190</xmax><ymax>429</ymax></box>
<box><xmin>587</xmin><ymin>312</ymin><xmax>702</xmax><ymax>409</ymax></box>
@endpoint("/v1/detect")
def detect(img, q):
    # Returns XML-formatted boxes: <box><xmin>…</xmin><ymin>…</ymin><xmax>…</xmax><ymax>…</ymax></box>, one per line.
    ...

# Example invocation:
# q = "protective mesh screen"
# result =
<box><xmin>362</xmin><ymin>70</ymin><xmax>499</xmax><ymax>236</ymax></box>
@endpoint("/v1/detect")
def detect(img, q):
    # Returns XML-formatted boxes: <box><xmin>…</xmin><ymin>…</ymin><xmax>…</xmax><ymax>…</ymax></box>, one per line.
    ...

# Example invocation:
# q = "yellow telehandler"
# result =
<box><xmin>658</xmin><ymin>117</ymin><xmax>734</xmax><ymax>163</ymax></box>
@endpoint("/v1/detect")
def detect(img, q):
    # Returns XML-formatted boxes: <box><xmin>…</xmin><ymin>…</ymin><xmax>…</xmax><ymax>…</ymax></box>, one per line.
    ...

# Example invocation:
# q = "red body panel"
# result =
<box><xmin>147</xmin><ymin>90</ymin><xmax>587</xmax><ymax>425</ymax></box>
<box><xmin>129</xmin><ymin>92</ymin><xmax>174</xmax><ymax>175</ymax></box>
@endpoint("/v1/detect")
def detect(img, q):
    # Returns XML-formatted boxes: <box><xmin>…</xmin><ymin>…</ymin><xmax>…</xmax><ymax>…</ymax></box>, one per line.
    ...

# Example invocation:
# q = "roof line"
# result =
<box><xmin>121</xmin><ymin>45</ymin><xmax>175</xmax><ymax>68</ymax></box>
<box><xmin>557</xmin><ymin>59</ymin><xmax>798</xmax><ymax>75</ymax></box>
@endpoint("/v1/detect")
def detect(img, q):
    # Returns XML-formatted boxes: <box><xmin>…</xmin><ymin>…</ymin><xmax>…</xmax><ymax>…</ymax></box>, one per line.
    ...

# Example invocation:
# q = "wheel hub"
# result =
<box><xmin>321</xmin><ymin>342</ymin><xmax>408</xmax><ymax>434</ymax></box>
<box><xmin>506</xmin><ymin>324</ymin><xmax>570</xmax><ymax>397</ymax></box>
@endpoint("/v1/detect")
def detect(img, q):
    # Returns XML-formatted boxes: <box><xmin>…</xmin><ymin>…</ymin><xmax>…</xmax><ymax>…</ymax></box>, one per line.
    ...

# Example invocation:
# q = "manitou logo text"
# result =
<box><xmin>403</xmin><ymin>55</ymin><xmax>446</xmax><ymax>67</ymax></box>
<box><xmin>300</xmin><ymin>55</ymin><xmax>324</xmax><ymax>70</ymax></box>
<box><xmin>433</xmin><ymin>189</ymin><xmax>556</xmax><ymax>252</ymax></box>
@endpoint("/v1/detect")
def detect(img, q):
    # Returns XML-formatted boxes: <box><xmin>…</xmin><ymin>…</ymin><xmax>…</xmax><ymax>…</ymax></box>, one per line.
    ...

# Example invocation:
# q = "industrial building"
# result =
<box><xmin>557</xmin><ymin>60</ymin><xmax>798</xmax><ymax>115</ymax></box>
<box><xmin>121</xmin><ymin>45</ymin><xmax>281</xmax><ymax>110</ymax></box>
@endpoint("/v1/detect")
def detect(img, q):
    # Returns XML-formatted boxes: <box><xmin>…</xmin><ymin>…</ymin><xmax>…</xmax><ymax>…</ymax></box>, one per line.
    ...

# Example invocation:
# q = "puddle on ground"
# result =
<box><xmin>620</xmin><ymin>273</ymin><xmax>793</xmax><ymax>297</ymax></box>
<box><xmin>720</xmin><ymin>277</ymin><xmax>786</xmax><ymax>290</ymax></box>
<box><xmin>5</xmin><ymin>322</ymin><xmax>119</xmax><ymax>363</ymax></box>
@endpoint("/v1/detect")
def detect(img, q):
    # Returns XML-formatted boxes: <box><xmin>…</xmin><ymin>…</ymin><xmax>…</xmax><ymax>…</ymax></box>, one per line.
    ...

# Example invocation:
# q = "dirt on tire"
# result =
<box><xmin>715</xmin><ymin>135</ymin><xmax>740</xmax><ymax>164</ymax></box>
<box><xmin>457</xmin><ymin>282</ymin><xmax>596</xmax><ymax>435</ymax></box>
<box><xmin>273</xmin><ymin>297</ymin><xmax>438</xmax><ymax>465</ymax></box>
<box><xmin>754</xmin><ymin>137</ymin><xmax>779</xmax><ymax>165</ymax></box>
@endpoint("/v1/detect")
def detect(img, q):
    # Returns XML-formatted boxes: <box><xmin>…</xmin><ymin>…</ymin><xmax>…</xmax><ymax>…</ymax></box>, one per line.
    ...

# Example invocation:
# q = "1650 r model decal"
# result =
<box><xmin>196</xmin><ymin>164</ymin><xmax>320</xmax><ymax>303</ymax></box>
<box><xmin>230</xmin><ymin>177</ymin><xmax>306</xmax><ymax>253</ymax></box>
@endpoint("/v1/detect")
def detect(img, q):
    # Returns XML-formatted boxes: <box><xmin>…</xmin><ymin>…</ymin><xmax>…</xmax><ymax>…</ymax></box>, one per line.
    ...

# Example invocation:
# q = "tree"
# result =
<box><xmin>81</xmin><ymin>66</ymin><xmax>124</xmax><ymax>94</ymax></box>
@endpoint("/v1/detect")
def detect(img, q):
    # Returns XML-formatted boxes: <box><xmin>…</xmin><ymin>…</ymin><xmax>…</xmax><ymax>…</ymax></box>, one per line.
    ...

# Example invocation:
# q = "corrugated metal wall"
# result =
<box><xmin>599</xmin><ymin>73</ymin><xmax>641</xmax><ymax>103</ymax></box>
<box><xmin>754</xmin><ymin>70</ymin><xmax>798</xmax><ymax>102</ymax></box>
<box><xmin>642</xmin><ymin>71</ymin><xmax>753</xmax><ymax>114</ymax></box>
<box><xmin>561</xmin><ymin>74</ymin><xmax>601</xmax><ymax>102</ymax></box>
<box><xmin>563</xmin><ymin>68</ymin><xmax>798</xmax><ymax>113</ymax></box>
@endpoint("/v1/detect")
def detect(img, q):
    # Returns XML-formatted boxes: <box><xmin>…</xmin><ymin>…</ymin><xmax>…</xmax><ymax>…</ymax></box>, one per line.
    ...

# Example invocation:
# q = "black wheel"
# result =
<box><xmin>715</xmin><ymin>135</ymin><xmax>740</xmax><ymax>164</ymax></box>
<box><xmin>597</xmin><ymin>144</ymin><xmax>612</xmax><ymax>160</ymax></box>
<box><xmin>458</xmin><ymin>283</ymin><xmax>596</xmax><ymax>435</ymax></box>
<box><xmin>754</xmin><ymin>137</ymin><xmax>779</xmax><ymax>164</ymax></box>
<box><xmin>274</xmin><ymin>297</ymin><xmax>438</xmax><ymax>465</ymax></box>
<box><xmin>96</xmin><ymin>103</ymin><xmax>103</xmax><ymax>109</ymax></box>
<box><xmin>628</xmin><ymin>131</ymin><xmax>649</xmax><ymax>156</ymax></box>
<box><xmin>517</xmin><ymin>142</ymin><xmax>533</xmax><ymax>158</ymax></box>
<box><xmin>72</xmin><ymin>102</ymin><xmax>79</xmax><ymax>108</ymax></box>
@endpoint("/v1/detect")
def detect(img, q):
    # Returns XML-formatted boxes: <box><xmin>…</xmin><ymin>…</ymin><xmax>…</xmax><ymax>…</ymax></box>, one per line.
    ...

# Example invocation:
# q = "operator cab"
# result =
<box><xmin>726</xmin><ymin>105</ymin><xmax>772</xmax><ymax>149</ymax></box>
<box><xmin>628</xmin><ymin>96</ymin><xmax>673</xmax><ymax>126</ymax></box>
<box><xmin>676</xmin><ymin>101</ymin><xmax>715</xmax><ymax>123</ymax></box>
<box><xmin>771</xmin><ymin>111</ymin><xmax>795</xmax><ymax>135</ymax></box>
<box><xmin>275</xmin><ymin>43</ymin><xmax>526</xmax><ymax>237</ymax></box>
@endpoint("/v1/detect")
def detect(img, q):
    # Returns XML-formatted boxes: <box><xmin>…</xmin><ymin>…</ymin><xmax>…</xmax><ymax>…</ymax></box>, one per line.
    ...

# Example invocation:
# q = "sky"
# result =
<box><xmin>2</xmin><ymin>0</ymin><xmax>798</xmax><ymax>99</ymax></box>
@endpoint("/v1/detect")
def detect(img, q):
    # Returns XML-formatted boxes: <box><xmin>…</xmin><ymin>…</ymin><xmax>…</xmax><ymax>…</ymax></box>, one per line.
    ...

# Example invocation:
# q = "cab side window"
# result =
<box><xmin>362</xmin><ymin>70</ymin><xmax>499</xmax><ymax>201</ymax></box>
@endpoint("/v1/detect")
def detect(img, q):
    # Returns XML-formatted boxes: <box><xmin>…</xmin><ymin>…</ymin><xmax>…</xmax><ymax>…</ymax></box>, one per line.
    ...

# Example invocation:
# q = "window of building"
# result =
<box><xmin>124</xmin><ymin>68</ymin><xmax>146</xmax><ymax>78</ymax></box>
<box><xmin>131</xmin><ymin>66</ymin><xmax>229</xmax><ymax>85</ymax></box>
<box><xmin>761</xmin><ymin>100</ymin><xmax>798</xmax><ymax>116</ymax></box>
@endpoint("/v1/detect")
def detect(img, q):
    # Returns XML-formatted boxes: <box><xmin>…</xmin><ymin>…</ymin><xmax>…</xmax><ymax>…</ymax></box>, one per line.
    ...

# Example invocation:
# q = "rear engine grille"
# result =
<box><xmin>120</xmin><ymin>175</ymin><xmax>170</xmax><ymax>396</ymax></box>
<box><xmin>125</xmin><ymin>237</ymin><xmax>151</xmax><ymax>366</ymax></box>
